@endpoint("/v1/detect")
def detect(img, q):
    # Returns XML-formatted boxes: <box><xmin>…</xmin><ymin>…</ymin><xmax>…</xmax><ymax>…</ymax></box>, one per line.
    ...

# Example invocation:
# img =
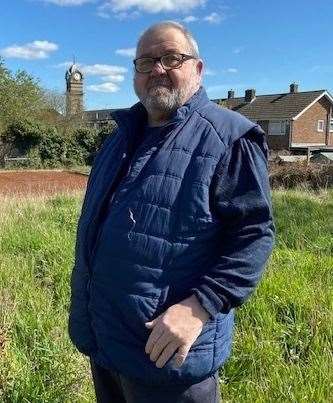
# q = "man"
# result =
<box><xmin>68</xmin><ymin>21</ymin><xmax>275</xmax><ymax>403</ymax></box>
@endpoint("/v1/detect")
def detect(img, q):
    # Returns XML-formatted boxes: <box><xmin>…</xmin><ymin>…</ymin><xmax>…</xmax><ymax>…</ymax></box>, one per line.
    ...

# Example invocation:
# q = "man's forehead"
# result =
<box><xmin>136</xmin><ymin>28</ymin><xmax>189</xmax><ymax>57</ymax></box>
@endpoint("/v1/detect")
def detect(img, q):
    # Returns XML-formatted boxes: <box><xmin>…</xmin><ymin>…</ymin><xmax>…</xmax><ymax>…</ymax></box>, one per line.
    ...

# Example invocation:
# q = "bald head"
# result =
<box><xmin>136</xmin><ymin>21</ymin><xmax>200</xmax><ymax>59</ymax></box>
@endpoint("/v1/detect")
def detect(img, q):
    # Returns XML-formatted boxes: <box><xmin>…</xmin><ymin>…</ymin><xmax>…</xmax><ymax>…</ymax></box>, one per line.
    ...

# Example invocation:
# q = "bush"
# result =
<box><xmin>269</xmin><ymin>162</ymin><xmax>333</xmax><ymax>190</ymax></box>
<box><xmin>2</xmin><ymin>118</ymin><xmax>44</xmax><ymax>155</ymax></box>
<box><xmin>71</xmin><ymin>127</ymin><xmax>99</xmax><ymax>165</ymax></box>
<box><xmin>38</xmin><ymin>128</ymin><xmax>67</xmax><ymax>168</ymax></box>
<box><xmin>1</xmin><ymin>118</ymin><xmax>116</xmax><ymax>168</ymax></box>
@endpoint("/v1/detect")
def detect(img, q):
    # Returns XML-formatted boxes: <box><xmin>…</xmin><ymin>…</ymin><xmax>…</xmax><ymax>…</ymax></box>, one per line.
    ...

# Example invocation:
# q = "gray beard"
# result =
<box><xmin>143</xmin><ymin>87</ymin><xmax>184</xmax><ymax>112</ymax></box>
<box><xmin>134</xmin><ymin>77</ymin><xmax>197</xmax><ymax>115</ymax></box>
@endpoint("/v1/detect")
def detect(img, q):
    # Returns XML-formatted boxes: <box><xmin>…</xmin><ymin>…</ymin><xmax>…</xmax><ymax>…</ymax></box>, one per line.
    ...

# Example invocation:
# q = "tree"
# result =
<box><xmin>0</xmin><ymin>58</ymin><xmax>44</xmax><ymax>134</ymax></box>
<box><xmin>42</xmin><ymin>89</ymin><xmax>66</xmax><ymax>115</ymax></box>
<box><xmin>0</xmin><ymin>58</ymin><xmax>116</xmax><ymax>167</ymax></box>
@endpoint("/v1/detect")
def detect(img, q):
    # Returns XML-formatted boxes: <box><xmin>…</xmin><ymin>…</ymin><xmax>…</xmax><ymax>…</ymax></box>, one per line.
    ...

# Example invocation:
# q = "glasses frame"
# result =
<box><xmin>133</xmin><ymin>53</ymin><xmax>197</xmax><ymax>74</ymax></box>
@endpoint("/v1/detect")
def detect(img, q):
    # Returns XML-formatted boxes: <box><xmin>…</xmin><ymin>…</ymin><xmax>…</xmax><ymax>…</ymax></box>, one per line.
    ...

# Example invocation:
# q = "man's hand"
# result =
<box><xmin>144</xmin><ymin>294</ymin><xmax>210</xmax><ymax>369</ymax></box>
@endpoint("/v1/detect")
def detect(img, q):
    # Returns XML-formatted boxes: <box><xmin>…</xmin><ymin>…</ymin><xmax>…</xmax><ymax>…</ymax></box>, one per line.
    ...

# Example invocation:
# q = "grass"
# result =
<box><xmin>0</xmin><ymin>189</ymin><xmax>332</xmax><ymax>402</ymax></box>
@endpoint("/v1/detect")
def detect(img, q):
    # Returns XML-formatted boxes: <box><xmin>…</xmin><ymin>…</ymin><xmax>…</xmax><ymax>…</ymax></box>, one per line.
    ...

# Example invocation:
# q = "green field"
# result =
<box><xmin>0</xmin><ymin>189</ymin><xmax>332</xmax><ymax>402</ymax></box>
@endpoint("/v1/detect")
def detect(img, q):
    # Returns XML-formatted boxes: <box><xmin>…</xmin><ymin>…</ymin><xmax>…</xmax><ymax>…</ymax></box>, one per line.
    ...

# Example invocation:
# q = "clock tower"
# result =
<box><xmin>65</xmin><ymin>63</ymin><xmax>84</xmax><ymax>116</ymax></box>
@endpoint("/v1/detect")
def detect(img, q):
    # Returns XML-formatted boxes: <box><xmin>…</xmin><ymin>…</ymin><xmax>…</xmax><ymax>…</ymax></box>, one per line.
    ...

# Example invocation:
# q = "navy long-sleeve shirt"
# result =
<box><xmin>190</xmin><ymin>128</ymin><xmax>275</xmax><ymax>318</ymax></box>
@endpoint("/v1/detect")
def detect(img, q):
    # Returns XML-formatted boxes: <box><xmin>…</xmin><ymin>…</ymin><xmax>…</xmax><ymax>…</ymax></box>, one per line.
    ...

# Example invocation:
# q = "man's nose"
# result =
<box><xmin>150</xmin><ymin>60</ymin><xmax>166</xmax><ymax>76</ymax></box>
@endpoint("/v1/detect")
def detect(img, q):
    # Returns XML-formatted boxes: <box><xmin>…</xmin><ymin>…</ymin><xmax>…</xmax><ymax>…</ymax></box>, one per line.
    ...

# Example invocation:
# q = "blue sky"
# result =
<box><xmin>1</xmin><ymin>0</ymin><xmax>332</xmax><ymax>111</ymax></box>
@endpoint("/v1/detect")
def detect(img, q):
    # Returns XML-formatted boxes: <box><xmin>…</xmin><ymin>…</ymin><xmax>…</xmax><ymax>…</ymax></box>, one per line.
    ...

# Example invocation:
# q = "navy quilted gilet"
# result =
<box><xmin>69</xmin><ymin>87</ymin><xmax>260</xmax><ymax>386</ymax></box>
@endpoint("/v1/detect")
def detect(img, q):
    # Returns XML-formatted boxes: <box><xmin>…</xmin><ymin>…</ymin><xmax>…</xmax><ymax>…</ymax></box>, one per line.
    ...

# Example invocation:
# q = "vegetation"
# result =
<box><xmin>220</xmin><ymin>189</ymin><xmax>333</xmax><ymax>402</ymax></box>
<box><xmin>0</xmin><ymin>58</ymin><xmax>116</xmax><ymax>168</ymax></box>
<box><xmin>0</xmin><ymin>60</ymin><xmax>44</xmax><ymax>133</ymax></box>
<box><xmin>0</xmin><ymin>189</ymin><xmax>332</xmax><ymax>402</ymax></box>
<box><xmin>2</xmin><ymin>119</ymin><xmax>114</xmax><ymax>168</ymax></box>
<box><xmin>269</xmin><ymin>162</ymin><xmax>333</xmax><ymax>190</ymax></box>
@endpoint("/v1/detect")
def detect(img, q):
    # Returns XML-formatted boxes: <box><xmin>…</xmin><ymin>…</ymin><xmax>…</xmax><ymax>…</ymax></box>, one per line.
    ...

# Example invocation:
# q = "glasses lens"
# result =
<box><xmin>161</xmin><ymin>53</ymin><xmax>183</xmax><ymax>69</ymax></box>
<box><xmin>135</xmin><ymin>58</ymin><xmax>154</xmax><ymax>73</ymax></box>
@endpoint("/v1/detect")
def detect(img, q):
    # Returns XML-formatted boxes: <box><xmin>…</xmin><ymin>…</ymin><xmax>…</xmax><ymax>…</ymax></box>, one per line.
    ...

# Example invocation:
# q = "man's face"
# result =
<box><xmin>133</xmin><ymin>27</ymin><xmax>203</xmax><ymax>115</ymax></box>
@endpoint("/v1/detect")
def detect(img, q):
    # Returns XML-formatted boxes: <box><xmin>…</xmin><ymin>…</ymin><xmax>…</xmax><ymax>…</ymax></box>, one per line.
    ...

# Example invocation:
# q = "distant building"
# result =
<box><xmin>65</xmin><ymin>63</ymin><xmax>84</xmax><ymax>116</ymax></box>
<box><xmin>214</xmin><ymin>84</ymin><xmax>333</xmax><ymax>151</ymax></box>
<box><xmin>63</xmin><ymin>62</ymin><xmax>125</xmax><ymax>127</ymax></box>
<box><xmin>84</xmin><ymin>108</ymin><xmax>127</xmax><ymax>129</ymax></box>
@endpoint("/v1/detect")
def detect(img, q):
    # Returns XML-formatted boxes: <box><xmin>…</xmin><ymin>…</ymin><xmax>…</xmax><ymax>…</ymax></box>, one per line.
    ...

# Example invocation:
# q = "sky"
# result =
<box><xmin>0</xmin><ymin>0</ymin><xmax>332</xmax><ymax>111</ymax></box>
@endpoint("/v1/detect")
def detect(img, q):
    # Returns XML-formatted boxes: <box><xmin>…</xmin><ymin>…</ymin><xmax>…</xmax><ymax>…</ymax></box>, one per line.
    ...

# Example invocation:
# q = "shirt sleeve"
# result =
<box><xmin>189</xmin><ymin>126</ymin><xmax>276</xmax><ymax>319</ymax></box>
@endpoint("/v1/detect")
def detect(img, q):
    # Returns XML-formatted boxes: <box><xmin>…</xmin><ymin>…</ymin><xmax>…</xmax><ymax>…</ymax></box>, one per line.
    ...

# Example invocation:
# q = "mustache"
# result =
<box><xmin>147</xmin><ymin>77</ymin><xmax>173</xmax><ymax>89</ymax></box>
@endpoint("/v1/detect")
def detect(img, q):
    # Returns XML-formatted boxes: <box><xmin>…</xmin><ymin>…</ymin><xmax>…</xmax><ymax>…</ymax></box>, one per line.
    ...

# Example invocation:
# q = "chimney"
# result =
<box><xmin>228</xmin><ymin>90</ymin><xmax>235</xmax><ymax>99</ymax></box>
<box><xmin>290</xmin><ymin>83</ymin><xmax>298</xmax><ymax>93</ymax></box>
<box><xmin>245</xmin><ymin>89</ymin><xmax>256</xmax><ymax>103</ymax></box>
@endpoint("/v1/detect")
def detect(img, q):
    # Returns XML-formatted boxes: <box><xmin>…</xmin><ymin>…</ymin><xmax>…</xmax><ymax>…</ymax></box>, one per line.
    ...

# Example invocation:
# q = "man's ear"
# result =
<box><xmin>196</xmin><ymin>59</ymin><xmax>204</xmax><ymax>77</ymax></box>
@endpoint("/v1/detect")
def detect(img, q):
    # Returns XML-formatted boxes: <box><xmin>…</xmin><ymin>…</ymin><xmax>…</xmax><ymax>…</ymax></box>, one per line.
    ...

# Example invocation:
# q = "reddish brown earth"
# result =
<box><xmin>0</xmin><ymin>170</ymin><xmax>88</xmax><ymax>196</ymax></box>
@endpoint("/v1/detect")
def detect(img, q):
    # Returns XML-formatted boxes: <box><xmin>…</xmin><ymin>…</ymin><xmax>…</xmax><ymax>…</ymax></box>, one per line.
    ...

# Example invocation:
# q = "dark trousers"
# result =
<box><xmin>90</xmin><ymin>359</ymin><xmax>221</xmax><ymax>403</ymax></box>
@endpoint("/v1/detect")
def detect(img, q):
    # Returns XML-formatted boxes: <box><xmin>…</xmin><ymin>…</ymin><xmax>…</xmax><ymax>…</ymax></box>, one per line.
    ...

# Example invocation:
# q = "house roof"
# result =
<box><xmin>213</xmin><ymin>90</ymin><xmax>331</xmax><ymax>121</ymax></box>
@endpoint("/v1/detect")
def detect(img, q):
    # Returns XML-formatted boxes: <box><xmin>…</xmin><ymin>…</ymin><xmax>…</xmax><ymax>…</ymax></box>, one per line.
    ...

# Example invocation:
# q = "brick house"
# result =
<box><xmin>214</xmin><ymin>84</ymin><xmax>333</xmax><ymax>152</ymax></box>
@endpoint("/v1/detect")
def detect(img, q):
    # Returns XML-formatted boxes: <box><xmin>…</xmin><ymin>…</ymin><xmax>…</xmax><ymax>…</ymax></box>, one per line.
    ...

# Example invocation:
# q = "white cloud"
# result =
<box><xmin>183</xmin><ymin>15</ymin><xmax>199</xmax><ymax>23</ymax></box>
<box><xmin>97</xmin><ymin>3</ymin><xmax>140</xmax><ymax>19</ymax></box>
<box><xmin>87</xmin><ymin>82</ymin><xmax>120</xmax><ymax>93</ymax></box>
<box><xmin>100</xmin><ymin>74</ymin><xmax>125</xmax><ymax>82</ymax></box>
<box><xmin>51</xmin><ymin>60</ymin><xmax>127</xmax><ymax>93</ymax></box>
<box><xmin>183</xmin><ymin>11</ymin><xmax>226</xmax><ymax>24</ymax></box>
<box><xmin>31</xmin><ymin>41</ymin><xmax>58</xmax><ymax>51</ymax></box>
<box><xmin>53</xmin><ymin>61</ymin><xmax>73</xmax><ymax>68</ymax></box>
<box><xmin>40</xmin><ymin>0</ymin><xmax>93</xmax><ymax>6</ymax></box>
<box><xmin>114</xmin><ymin>10</ymin><xmax>140</xmax><ymax>20</ymax></box>
<box><xmin>203</xmin><ymin>12</ymin><xmax>222</xmax><ymax>24</ymax></box>
<box><xmin>100</xmin><ymin>0</ymin><xmax>206</xmax><ymax>14</ymax></box>
<box><xmin>225</xmin><ymin>68</ymin><xmax>238</xmax><ymax>73</ymax></box>
<box><xmin>96</xmin><ymin>10</ymin><xmax>110</xmax><ymax>18</ymax></box>
<box><xmin>232</xmin><ymin>47</ymin><xmax>243</xmax><ymax>54</ymax></box>
<box><xmin>116</xmin><ymin>48</ymin><xmax>136</xmax><ymax>57</ymax></box>
<box><xmin>82</xmin><ymin>63</ymin><xmax>127</xmax><ymax>76</ymax></box>
<box><xmin>53</xmin><ymin>62</ymin><xmax>127</xmax><ymax>77</ymax></box>
<box><xmin>204</xmin><ymin>68</ymin><xmax>216</xmax><ymax>76</ymax></box>
<box><xmin>83</xmin><ymin>63</ymin><xmax>127</xmax><ymax>92</ymax></box>
<box><xmin>0</xmin><ymin>40</ymin><xmax>58</xmax><ymax>60</ymax></box>
<box><xmin>309</xmin><ymin>65</ymin><xmax>333</xmax><ymax>73</ymax></box>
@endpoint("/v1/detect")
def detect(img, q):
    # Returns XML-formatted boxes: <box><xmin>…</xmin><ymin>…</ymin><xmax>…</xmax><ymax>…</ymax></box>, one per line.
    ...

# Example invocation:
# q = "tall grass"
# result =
<box><xmin>0</xmin><ymin>193</ymin><xmax>94</xmax><ymax>402</ymax></box>
<box><xmin>0</xmin><ymin>189</ymin><xmax>332</xmax><ymax>402</ymax></box>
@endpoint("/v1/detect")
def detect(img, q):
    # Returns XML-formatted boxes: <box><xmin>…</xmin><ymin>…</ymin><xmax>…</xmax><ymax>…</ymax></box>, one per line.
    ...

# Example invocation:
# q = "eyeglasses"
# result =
<box><xmin>133</xmin><ymin>53</ymin><xmax>197</xmax><ymax>74</ymax></box>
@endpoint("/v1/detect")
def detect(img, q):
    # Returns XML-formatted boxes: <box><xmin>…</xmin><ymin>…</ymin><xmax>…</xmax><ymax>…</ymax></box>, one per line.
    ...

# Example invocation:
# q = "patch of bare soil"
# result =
<box><xmin>0</xmin><ymin>170</ymin><xmax>88</xmax><ymax>196</ymax></box>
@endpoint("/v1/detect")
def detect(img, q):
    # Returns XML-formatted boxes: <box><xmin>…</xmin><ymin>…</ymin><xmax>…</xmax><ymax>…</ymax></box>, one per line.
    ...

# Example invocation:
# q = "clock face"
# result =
<box><xmin>73</xmin><ymin>72</ymin><xmax>81</xmax><ymax>81</ymax></box>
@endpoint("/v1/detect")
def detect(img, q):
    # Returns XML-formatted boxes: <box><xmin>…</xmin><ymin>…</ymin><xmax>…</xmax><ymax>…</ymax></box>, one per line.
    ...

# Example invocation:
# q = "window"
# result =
<box><xmin>330</xmin><ymin>118</ymin><xmax>333</xmax><ymax>132</ymax></box>
<box><xmin>317</xmin><ymin>120</ymin><xmax>324</xmax><ymax>132</ymax></box>
<box><xmin>268</xmin><ymin>120</ymin><xmax>286</xmax><ymax>135</ymax></box>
